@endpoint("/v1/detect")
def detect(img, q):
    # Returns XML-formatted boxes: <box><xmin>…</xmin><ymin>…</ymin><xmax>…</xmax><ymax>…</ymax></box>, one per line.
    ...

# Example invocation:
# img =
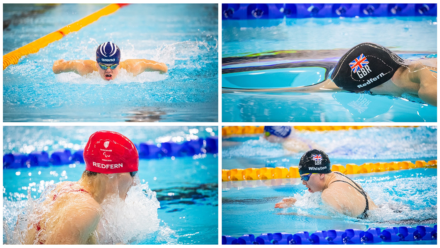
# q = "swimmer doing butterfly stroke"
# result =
<box><xmin>19</xmin><ymin>131</ymin><xmax>139</xmax><ymax>244</ymax></box>
<box><xmin>275</xmin><ymin>149</ymin><xmax>378</xmax><ymax>219</ymax></box>
<box><xmin>226</xmin><ymin>43</ymin><xmax>437</xmax><ymax>106</ymax></box>
<box><xmin>53</xmin><ymin>42</ymin><xmax>168</xmax><ymax>81</ymax></box>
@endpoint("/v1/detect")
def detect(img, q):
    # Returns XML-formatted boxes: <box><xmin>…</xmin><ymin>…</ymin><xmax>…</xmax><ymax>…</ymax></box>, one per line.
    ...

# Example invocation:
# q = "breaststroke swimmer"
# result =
<box><xmin>227</xmin><ymin>42</ymin><xmax>437</xmax><ymax>106</ymax></box>
<box><xmin>21</xmin><ymin>131</ymin><xmax>139</xmax><ymax>244</ymax></box>
<box><xmin>275</xmin><ymin>149</ymin><xmax>378</xmax><ymax>219</ymax></box>
<box><xmin>264</xmin><ymin>126</ymin><xmax>321</xmax><ymax>153</ymax></box>
<box><xmin>53</xmin><ymin>41</ymin><xmax>168</xmax><ymax>81</ymax></box>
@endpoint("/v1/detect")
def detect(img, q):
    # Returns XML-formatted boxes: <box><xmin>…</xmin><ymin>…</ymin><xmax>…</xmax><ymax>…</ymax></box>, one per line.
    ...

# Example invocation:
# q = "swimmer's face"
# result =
<box><xmin>104</xmin><ymin>173</ymin><xmax>135</xmax><ymax>200</ymax></box>
<box><xmin>116</xmin><ymin>173</ymin><xmax>136</xmax><ymax>200</ymax></box>
<box><xmin>302</xmin><ymin>173</ymin><xmax>326</xmax><ymax>193</ymax></box>
<box><xmin>97</xmin><ymin>62</ymin><xmax>120</xmax><ymax>81</ymax></box>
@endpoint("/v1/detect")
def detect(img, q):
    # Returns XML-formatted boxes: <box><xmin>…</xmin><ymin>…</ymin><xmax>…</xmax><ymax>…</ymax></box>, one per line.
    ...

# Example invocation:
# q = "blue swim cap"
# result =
<box><xmin>264</xmin><ymin>126</ymin><xmax>292</xmax><ymax>138</ymax></box>
<box><xmin>96</xmin><ymin>42</ymin><xmax>121</xmax><ymax>64</ymax></box>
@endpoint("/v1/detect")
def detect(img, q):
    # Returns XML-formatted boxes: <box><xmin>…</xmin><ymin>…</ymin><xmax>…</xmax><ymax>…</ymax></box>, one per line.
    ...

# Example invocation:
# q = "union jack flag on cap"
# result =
<box><xmin>312</xmin><ymin>154</ymin><xmax>322</xmax><ymax>165</ymax></box>
<box><xmin>349</xmin><ymin>53</ymin><xmax>369</xmax><ymax>73</ymax></box>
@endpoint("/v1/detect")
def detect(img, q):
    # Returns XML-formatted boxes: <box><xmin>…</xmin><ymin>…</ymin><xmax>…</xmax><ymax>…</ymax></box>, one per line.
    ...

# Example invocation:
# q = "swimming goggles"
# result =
<box><xmin>98</xmin><ymin>63</ymin><xmax>118</xmax><ymax>70</ymax></box>
<box><xmin>130</xmin><ymin>171</ymin><xmax>138</xmax><ymax>177</ymax></box>
<box><xmin>264</xmin><ymin>132</ymin><xmax>271</xmax><ymax>137</ymax></box>
<box><xmin>300</xmin><ymin>173</ymin><xmax>314</xmax><ymax>181</ymax></box>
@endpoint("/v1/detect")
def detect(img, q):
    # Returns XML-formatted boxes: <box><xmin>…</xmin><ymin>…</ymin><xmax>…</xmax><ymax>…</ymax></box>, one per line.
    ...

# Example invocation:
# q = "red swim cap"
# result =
<box><xmin>84</xmin><ymin>131</ymin><xmax>138</xmax><ymax>174</ymax></box>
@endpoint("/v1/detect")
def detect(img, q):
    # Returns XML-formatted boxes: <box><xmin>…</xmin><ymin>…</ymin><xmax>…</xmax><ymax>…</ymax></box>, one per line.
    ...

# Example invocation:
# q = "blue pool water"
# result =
<box><xmin>222</xmin><ymin>17</ymin><xmax>437</xmax><ymax>122</ymax></box>
<box><xmin>222</xmin><ymin>127</ymin><xmax>437</xmax><ymax>244</ymax></box>
<box><xmin>4</xmin><ymin>4</ymin><xmax>218</xmax><ymax>122</ymax></box>
<box><xmin>3</xmin><ymin>126</ymin><xmax>218</xmax><ymax>244</ymax></box>
<box><xmin>223</xmin><ymin>126</ymin><xmax>437</xmax><ymax>168</ymax></box>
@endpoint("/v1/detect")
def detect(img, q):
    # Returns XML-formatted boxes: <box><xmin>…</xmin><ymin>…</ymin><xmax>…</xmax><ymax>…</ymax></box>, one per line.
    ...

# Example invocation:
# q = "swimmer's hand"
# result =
<box><xmin>275</xmin><ymin>197</ymin><xmax>297</xmax><ymax>208</ymax></box>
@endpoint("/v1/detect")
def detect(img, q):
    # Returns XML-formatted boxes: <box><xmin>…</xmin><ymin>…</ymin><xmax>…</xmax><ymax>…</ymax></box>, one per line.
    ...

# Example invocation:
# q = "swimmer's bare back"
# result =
<box><xmin>222</xmin><ymin>79</ymin><xmax>344</xmax><ymax>94</ymax></box>
<box><xmin>22</xmin><ymin>182</ymin><xmax>101</xmax><ymax>244</ymax></box>
<box><xmin>53</xmin><ymin>59</ymin><xmax>168</xmax><ymax>76</ymax></box>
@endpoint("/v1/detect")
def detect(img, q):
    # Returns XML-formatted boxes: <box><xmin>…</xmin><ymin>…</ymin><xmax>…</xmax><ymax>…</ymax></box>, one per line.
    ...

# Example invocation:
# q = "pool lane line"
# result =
<box><xmin>222</xmin><ymin>126</ymin><xmax>417</xmax><ymax>137</ymax></box>
<box><xmin>222</xmin><ymin>160</ymin><xmax>437</xmax><ymax>181</ymax></box>
<box><xmin>3</xmin><ymin>3</ymin><xmax>129</xmax><ymax>70</ymax></box>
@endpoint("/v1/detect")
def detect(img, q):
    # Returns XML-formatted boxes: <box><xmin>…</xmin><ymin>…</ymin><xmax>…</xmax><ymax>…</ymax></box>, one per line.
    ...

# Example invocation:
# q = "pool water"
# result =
<box><xmin>222</xmin><ymin>168</ymin><xmax>437</xmax><ymax>245</ymax></box>
<box><xmin>4</xmin><ymin>4</ymin><xmax>218</xmax><ymax>122</ymax></box>
<box><xmin>222</xmin><ymin>127</ymin><xmax>437</xmax><ymax>243</ymax></box>
<box><xmin>222</xmin><ymin>17</ymin><xmax>437</xmax><ymax>122</ymax></box>
<box><xmin>3</xmin><ymin>126</ymin><xmax>218</xmax><ymax>244</ymax></box>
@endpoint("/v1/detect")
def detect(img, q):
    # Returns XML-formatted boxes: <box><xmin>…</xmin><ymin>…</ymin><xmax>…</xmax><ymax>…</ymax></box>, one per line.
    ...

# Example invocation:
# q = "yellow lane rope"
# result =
<box><xmin>222</xmin><ymin>160</ymin><xmax>437</xmax><ymax>181</ymax></box>
<box><xmin>222</xmin><ymin>126</ymin><xmax>416</xmax><ymax>137</ymax></box>
<box><xmin>3</xmin><ymin>4</ymin><xmax>128</xmax><ymax>70</ymax></box>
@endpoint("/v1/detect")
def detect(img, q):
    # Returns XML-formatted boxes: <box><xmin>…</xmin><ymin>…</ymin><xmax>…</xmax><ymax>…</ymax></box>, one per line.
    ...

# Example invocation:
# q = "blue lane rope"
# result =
<box><xmin>3</xmin><ymin>136</ymin><xmax>218</xmax><ymax>169</ymax></box>
<box><xmin>223</xmin><ymin>225</ymin><xmax>437</xmax><ymax>244</ymax></box>
<box><xmin>222</xmin><ymin>4</ymin><xmax>437</xmax><ymax>20</ymax></box>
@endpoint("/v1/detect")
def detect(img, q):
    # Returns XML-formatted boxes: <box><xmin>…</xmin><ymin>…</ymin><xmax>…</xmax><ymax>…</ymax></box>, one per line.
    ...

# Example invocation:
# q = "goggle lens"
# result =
<box><xmin>300</xmin><ymin>173</ymin><xmax>312</xmax><ymax>181</ymax></box>
<box><xmin>99</xmin><ymin>63</ymin><xmax>118</xmax><ymax>70</ymax></box>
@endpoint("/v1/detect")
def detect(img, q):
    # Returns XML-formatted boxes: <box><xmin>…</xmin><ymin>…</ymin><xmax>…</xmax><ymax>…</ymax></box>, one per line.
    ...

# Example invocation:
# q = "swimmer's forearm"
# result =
<box><xmin>53</xmin><ymin>60</ymin><xmax>96</xmax><ymax>75</ymax></box>
<box><xmin>140</xmin><ymin>59</ymin><xmax>167</xmax><ymax>73</ymax></box>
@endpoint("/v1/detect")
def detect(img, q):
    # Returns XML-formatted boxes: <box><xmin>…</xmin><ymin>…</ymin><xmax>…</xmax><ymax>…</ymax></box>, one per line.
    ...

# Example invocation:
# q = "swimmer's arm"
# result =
<box><xmin>416</xmin><ymin>67</ymin><xmax>437</xmax><ymax>107</ymax></box>
<box><xmin>121</xmin><ymin>59</ymin><xmax>168</xmax><ymax>76</ymax></box>
<box><xmin>45</xmin><ymin>200</ymin><xmax>101</xmax><ymax>244</ymax></box>
<box><xmin>222</xmin><ymin>79</ymin><xmax>345</xmax><ymax>93</ymax></box>
<box><xmin>52</xmin><ymin>59</ymin><xmax>97</xmax><ymax>76</ymax></box>
<box><xmin>274</xmin><ymin>197</ymin><xmax>297</xmax><ymax>208</ymax></box>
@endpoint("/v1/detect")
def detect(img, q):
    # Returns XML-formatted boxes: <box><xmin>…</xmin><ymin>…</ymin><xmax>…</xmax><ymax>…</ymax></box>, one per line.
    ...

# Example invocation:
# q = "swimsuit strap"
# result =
<box><xmin>331</xmin><ymin>172</ymin><xmax>369</xmax><ymax>218</ymax></box>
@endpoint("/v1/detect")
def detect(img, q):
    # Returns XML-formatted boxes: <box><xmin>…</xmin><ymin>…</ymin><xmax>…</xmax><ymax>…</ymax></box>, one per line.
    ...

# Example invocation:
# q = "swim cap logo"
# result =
<box><xmin>357</xmin><ymin>73</ymin><xmax>385</xmax><ymax>89</ymax></box>
<box><xmin>104</xmin><ymin>141</ymin><xmax>110</xmax><ymax>148</ymax></box>
<box><xmin>350</xmin><ymin>54</ymin><xmax>369</xmax><ymax>73</ymax></box>
<box><xmin>312</xmin><ymin>154</ymin><xmax>322</xmax><ymax>165</ymax></box>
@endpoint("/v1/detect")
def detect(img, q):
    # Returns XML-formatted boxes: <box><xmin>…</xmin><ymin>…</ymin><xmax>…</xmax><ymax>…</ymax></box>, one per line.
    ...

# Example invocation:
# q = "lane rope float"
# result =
<box><xmin>222</xmin><ymin>160</ymin><xmax>437</xmax><ymax>181</ymax></box>
<box><xmin>3</xmin><ymin>3</ymin><xmax>129</xmax><ymax>70</ymax></box>
<box><xmin>3</xmin><ymin>136</ymin><xmax>218</xmax><ymax>168</ymax></box>
<box><xmin>222</xmin><ymin>225</ymin><xmax>437</xmax><ymax>244</ymax></box>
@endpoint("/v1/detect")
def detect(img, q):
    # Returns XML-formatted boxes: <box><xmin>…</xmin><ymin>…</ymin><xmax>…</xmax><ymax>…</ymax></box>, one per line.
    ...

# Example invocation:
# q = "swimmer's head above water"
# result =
<box><xmin>298</xmin><ymin>149</ymin><xmax>331</xmax><ymax>193</ymax></box>
<box><xmin>263</xmin><ymin>126</ymin><xmax>292</xmax><ymax>143</ymax></box>
<box><xmin>96</xmin><ymin>42</ymin><xmax>121</xmax><ymax>81</ymax></box>
<box><xmin>82</xmin><ymin>130</ymin><xmax>138</xmax><ymax>200</ymax></box>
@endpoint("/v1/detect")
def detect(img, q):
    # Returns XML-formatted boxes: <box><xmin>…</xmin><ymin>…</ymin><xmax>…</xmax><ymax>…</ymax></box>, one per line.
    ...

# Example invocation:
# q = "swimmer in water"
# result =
<box><xmin>264</xmin><ymin>126</ymin><xmax>321</xmax><ymax>153</ymax></box>
<box><xmin>275</xmin><ymin>149</ymin><xmax>378</xmax><ymax>219</ymax></box>
<box><xmin>52</xmin><ymin>41</ymin><xmax>168</xmax><ymax>81</ymax></box>
<box><xmin>20</xmin><ymin>131</ymin><xmax>139</xmax><ymax>244</ymax></box>
<box><xmin>228</xmin><ymin>43</ymin><xmax>437</xmax><ymax>106</ymax></box>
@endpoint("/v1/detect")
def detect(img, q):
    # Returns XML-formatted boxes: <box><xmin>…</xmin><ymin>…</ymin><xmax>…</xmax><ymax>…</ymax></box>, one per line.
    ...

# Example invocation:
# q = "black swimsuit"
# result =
<box><xmin>330</xmin><ymin>172</ymin><xmax>369</xmax><ymax>219</ymax></box>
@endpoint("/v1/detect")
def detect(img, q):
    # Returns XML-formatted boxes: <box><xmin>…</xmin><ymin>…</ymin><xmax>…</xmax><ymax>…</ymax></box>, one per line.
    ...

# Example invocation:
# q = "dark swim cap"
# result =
<box><xmin>298</xmin><ymin>149</ymin><xmax>331</xmax><ymax>175</ymax></box>
<box><xmin>96</xmin><ymin>42</ymin><xmax>121</xmax><ymax>64</ymax></box>
<box><xmin>331</xmin><ymin>43</ymin><xmax>405</xmax><ymax>92</ymax></box>
<box><xmin>264</xmin><ymin>126</ymin><xmax>292</xmax><ymax>138</ymax></box>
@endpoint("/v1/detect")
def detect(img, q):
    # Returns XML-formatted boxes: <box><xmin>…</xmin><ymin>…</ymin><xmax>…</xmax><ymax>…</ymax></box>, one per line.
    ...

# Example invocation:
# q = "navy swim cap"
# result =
<box><xmin>96</xmin><ymin>42</ymin><xmax>121</xmax><ymax>64</ymax></box>
<box><xmin>264</xmin><ymin>126</ymin><xmax>292</xmax><ymax>138</ymax></box>
<box><xmin>298</xmin><ymin>149</ymin><xmax>331</xmax><ymax>175</ymax></box>
<box><xmin>331</xmin><ymin>43</ymin><xmax>405</xmax><ymax>92</ymax></box>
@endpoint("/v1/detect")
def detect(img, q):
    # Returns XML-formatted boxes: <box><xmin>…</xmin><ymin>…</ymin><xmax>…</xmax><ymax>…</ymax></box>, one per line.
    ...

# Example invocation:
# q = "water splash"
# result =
<box><xmin>276</xmin><ymin>172</ymin><xmax>437</xmax><ymax>226</ymax></box>
<box><xmin>3</xmin><ymin>181</ymin><xmax>177</xmax><ymax>244</ymax></box>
